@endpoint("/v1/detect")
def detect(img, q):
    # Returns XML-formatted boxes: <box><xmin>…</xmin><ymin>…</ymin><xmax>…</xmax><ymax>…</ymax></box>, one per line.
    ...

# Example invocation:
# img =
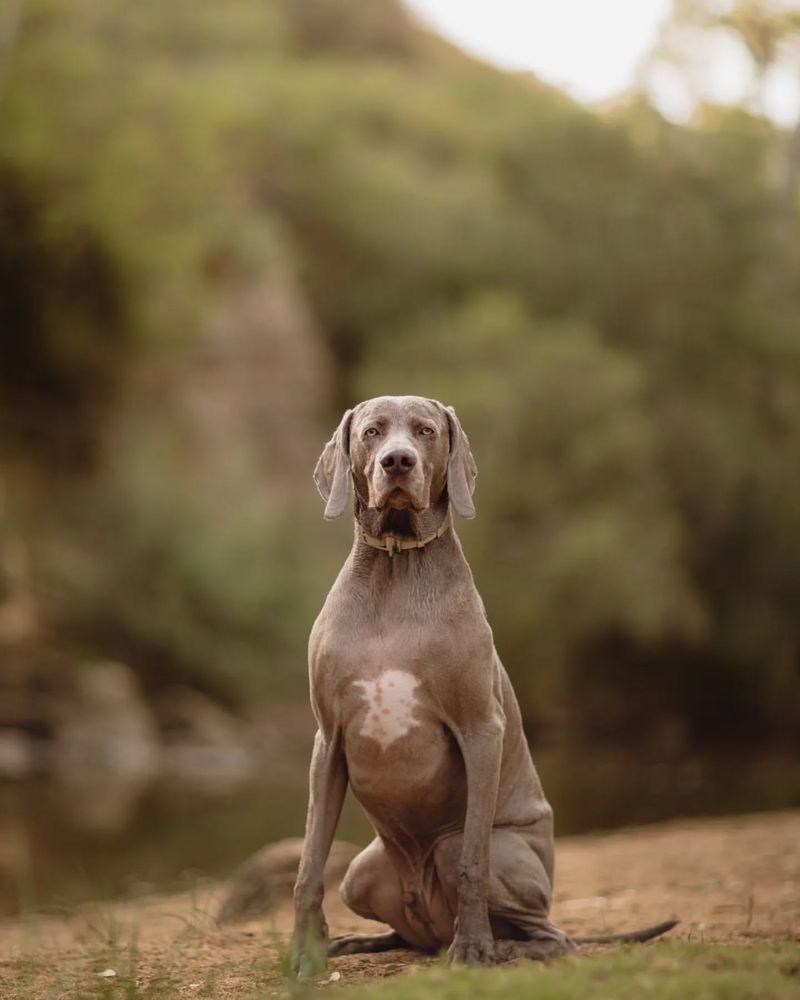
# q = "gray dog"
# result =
<box><xmin>291</xmin><ymin>395</ymin><xmax>675</xmax><ymax>974</ymax></box>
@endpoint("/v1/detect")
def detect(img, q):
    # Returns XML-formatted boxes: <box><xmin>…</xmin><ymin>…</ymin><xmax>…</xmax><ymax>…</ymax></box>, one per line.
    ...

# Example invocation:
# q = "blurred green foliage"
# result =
<box><xmin>1</xmin><ymin>0</ymin><xmax>799</xmax><ymax>743</ymax></box>
<box><xmin>47</xmin><ymin>444</ymin><xmax>313</xmax><ymax>698</ymax></box>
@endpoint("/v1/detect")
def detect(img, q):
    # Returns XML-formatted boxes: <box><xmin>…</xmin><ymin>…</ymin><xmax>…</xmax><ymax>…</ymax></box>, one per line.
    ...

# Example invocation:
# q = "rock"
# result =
<box><xmin>0</xmin><ymin>493</ymin><xmax>40</xmax><ymax>644</ymax></box>
<box><xmin>217</xmin><ymin>838</ymin><xmax>361</xmax><ymax>924</ymax></box>
<box><xmin>122</xmin><ymin>268</ymin><xmax>335</xmax><ymax>513</ymax></box>
<box><xmin>49</xmin><ymin>660</ymin><xmax>162</xmax><ymax>834</ymax></box>
<box><xmin>157</xmin><ymin>686</ymin><xmax>258</xmax><ymax>788</ymax></box>
<box><xmin>53</xmin><ymin>660</ymin><xmax>161</xmax><ymax>782</ymax></box>
<box><xmin>0</xmin><ymin>729</ymin><xmax>34</xmax><ymax>778</ymax></box>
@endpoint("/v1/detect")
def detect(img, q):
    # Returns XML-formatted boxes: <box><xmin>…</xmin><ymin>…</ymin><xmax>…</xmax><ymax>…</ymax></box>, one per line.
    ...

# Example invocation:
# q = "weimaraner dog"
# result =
<box><xmin>291</xmin><ymin>395</ymin><xmax>676</xmax><ymax>974</ymax></box>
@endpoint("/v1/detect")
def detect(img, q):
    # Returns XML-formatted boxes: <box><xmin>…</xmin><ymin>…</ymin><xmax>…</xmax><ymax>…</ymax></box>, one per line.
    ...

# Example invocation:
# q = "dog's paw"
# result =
<box><xmin>447</xmin><ymin>934</ymin><xmax>496</xmax><ymax>966</ymax></box>
<box><xmin>290</xmin><ymin>920</ymin><xmax>329</xmax><ymax>977</ymax></box>
<box><xmin>290</xmin><ymin>944</ymin><xmax>328</xmax><ymax>979</ymax></box>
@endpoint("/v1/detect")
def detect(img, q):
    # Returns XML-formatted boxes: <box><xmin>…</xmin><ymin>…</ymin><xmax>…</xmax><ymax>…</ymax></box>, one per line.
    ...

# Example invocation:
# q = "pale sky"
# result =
<box><xmin>404</xmin><ymin>0</ymin><xmax>800</xmax><ymax>125</ymax></box>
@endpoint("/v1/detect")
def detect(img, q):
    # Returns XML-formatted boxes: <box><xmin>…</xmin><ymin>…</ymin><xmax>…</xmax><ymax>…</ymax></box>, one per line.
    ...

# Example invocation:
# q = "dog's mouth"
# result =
<box><xmin>370</xmin><ymin>484</ymin><xmax>428</xmax><ymax>513</ymax></box>
<box><xmin>381</xmin><ymin>486</ymin><xmax>416</xmax><ymax>511</ymax></box>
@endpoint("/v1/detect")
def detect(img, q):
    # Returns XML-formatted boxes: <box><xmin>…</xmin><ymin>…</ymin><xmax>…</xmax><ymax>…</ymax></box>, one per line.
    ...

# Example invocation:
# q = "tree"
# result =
<box><xmin>642</xmin><ymin>0</ymin><xmax>800</xmax><ymax>214</ymax></box>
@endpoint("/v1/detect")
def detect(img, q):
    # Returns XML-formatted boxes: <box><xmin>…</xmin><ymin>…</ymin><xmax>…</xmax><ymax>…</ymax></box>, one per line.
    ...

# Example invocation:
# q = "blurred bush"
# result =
<box><xmin>1</xmin><ymin>0</ymin><xmax>799</xmax><ymax>745</ymax></box>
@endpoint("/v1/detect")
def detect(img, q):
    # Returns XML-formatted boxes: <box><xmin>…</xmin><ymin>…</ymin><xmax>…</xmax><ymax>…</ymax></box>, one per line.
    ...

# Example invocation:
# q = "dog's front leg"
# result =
<box><xmin>448</xmin><ymin>716</ymin><xmax>504</xmax><ymax>965</ymax></box>
<box><xmin>291</xmin><ymin>728</ymin><xmax>347</xmax><ymax>976</ymax></box>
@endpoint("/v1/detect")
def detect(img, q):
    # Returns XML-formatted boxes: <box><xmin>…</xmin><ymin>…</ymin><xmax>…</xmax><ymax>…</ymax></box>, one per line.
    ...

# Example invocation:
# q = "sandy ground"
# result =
<box><xmin>1</xmin><ymin>810</ymin><xmax>798</xmax><ymax>997</ymax></box>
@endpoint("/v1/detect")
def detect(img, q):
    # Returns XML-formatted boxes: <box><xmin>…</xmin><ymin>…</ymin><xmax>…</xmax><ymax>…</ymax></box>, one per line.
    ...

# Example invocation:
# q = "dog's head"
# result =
<box><xmin>314</xmin><ymin>396</ymin><xmax>477</xmax><ymax>521</ymax></box>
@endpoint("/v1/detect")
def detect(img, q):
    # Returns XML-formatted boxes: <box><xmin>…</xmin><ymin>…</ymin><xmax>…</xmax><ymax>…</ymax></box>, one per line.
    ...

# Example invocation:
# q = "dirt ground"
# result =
<box><xmin>1</xmin><ymin>810</ymin><xmax>798</xmax><ymax>997</ymax></box>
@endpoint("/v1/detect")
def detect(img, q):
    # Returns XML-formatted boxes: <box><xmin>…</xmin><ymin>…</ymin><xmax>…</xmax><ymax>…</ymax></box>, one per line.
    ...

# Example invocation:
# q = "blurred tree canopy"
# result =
<box><xmin>1</xmin><ymin>0</ymin><xmax>799</xmax><ymax>745</ymax></box>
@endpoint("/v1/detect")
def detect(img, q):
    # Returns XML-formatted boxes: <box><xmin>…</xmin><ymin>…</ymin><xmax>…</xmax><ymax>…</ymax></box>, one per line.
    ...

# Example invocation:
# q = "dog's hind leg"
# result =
<box><xmin>434</xmin><ymin>828</ymin><xmax>575</xmax><ymax>961</ymax></box>
<box><xmin>334</xmin><ymin>837</ymin><xmax>439</xmax><ymax>953</ymax></box>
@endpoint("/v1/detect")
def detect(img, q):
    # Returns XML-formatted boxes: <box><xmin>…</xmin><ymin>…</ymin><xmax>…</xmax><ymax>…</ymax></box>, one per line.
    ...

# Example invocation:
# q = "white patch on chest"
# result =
<box><xmin>353</xmin><ymin>670</ymin><xmax>421</xmax><ymax>751</ymax></box>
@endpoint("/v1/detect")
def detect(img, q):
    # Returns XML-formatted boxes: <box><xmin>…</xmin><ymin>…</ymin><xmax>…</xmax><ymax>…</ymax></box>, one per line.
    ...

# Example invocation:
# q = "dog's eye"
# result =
<box><xmin>364</xmin><ymin>427</ymin><xmax>380</xmax><ymax>438</ymax></box>
<box><xmin>419</xmin><ymin>426</ymin><xmax>435</xmax><ymax>437</ymax></box>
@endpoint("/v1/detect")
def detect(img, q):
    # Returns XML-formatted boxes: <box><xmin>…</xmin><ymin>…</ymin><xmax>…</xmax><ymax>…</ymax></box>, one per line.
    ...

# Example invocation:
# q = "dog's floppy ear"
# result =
<box><xmin>444</xmin><ymin>405</ymin><xmax>477</xmax><ymax>518</ymax></box>
<box><xmin>314</xmin><ymin>408</ymin><xmax>354</xmax><ymax>520</ymax></box>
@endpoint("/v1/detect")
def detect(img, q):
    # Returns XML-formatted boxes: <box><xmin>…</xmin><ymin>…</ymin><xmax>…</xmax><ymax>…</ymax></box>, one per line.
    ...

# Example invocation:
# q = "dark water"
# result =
<box><xmin>2</xmin><ymin>746</ymin><xmax>799</xmax><ymax>918</ymax></box>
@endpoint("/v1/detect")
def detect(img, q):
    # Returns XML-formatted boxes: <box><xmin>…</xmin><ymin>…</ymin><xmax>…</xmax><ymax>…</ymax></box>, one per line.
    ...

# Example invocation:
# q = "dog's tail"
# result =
<box><xmin>573</xmin><ymin>919</ymin><xmax>679</xmax><ymax>945</ymax></box>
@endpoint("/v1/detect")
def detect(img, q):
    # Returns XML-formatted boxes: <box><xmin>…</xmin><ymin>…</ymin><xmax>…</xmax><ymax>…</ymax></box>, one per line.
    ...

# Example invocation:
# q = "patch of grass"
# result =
<box><xmin>2</xmin><ymin>941</ymin><xmax>799</xmax><ymax>1000</ymax></box>
<box><xmin>338</xmin><ymin>941</ymin><xmax>800</xmax><ymax>1000</ymax></box>
<box><xmin>0</xmin><ymin>918</ymin><xmax>286</xmax><ymax>1000</ymax></box>
<box><xmin>0</xmin><ymin>944</ymin><xmax>281</xmax><ymax>1000</ymax></box>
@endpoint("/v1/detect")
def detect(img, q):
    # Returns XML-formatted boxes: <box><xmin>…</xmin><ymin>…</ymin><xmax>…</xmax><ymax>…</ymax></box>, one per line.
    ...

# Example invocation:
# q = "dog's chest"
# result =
<box><xmin>338</xmin><ymin>659</ymin><xmax>462</xmax><ymax>833</ymax></box>
<box><xmin>351</xmin><ymin>668</ymin><xmax>422</xmax><ymax>750</ymax></box>
<box><xmin>315</xmin><ymin>610</ymin><xmax>476</xmax><ymax>838</ymax></box>
<box><xmin>326</xmin><ymin>623</ymin><xmax>449</xmax><ymax>748</ymax></box>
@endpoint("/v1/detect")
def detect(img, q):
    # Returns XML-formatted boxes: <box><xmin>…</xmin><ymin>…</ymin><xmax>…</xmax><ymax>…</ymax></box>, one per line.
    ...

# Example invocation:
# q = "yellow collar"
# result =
<box><xmin>361</xmin><ymin>512</ymin><xmax>451</xmax><ymax>557</ymax></box>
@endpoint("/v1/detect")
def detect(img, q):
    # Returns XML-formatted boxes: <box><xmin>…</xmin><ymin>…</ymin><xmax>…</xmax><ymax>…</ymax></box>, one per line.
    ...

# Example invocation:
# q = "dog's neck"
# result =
<box><xmin>354</xmin><ymin>494</ymin><xmax>451</xmax><ymax>545</ymax></box>
<box><xmin>347</xmin><ymin>492</ymin><xmax>473</xmax><ymax>614</ymax></box>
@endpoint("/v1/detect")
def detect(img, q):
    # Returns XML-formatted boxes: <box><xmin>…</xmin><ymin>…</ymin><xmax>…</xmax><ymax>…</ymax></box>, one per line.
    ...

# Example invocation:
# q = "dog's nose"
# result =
<box><xmin>380</xmin><ymin>449</ymin><xmax>417</xmax><ymax>473</ymax></box>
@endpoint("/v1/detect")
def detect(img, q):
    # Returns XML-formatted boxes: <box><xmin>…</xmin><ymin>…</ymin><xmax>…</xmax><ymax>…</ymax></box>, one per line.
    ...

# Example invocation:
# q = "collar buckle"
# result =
<box><xmin>385</xmin><ymin>535</ymin><xmax>401</xmax><ymax>557</ymax></box>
